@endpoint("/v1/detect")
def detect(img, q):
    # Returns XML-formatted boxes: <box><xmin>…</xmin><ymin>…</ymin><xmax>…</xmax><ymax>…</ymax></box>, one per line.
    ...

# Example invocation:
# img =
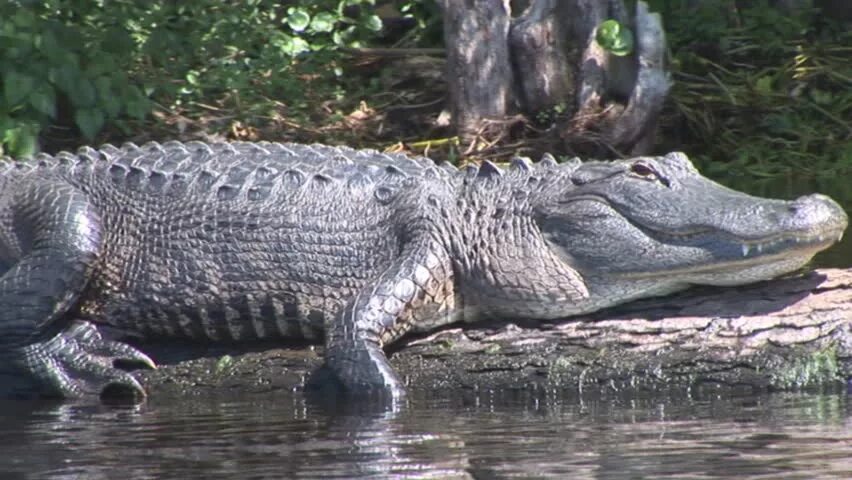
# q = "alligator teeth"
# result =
<box><xmin>839</xmin><ymin>232</ymin><xmax>845</xmax><ymax>242</ymax></box>
<box><xmin>742</xmin><ymin>244</ymin><xmax>750</xmax><ymax>257</ymax></box>
<box><xmin>756</xmin><ymin>244</ymin><xmax>763</xmax><ymax>253</ymax></box>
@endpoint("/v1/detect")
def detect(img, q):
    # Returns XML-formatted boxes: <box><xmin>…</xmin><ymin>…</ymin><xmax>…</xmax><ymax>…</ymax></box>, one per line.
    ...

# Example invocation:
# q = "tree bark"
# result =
<box><xmin>438</xmin><ymin>0</ymin><xmax>514</xmax><ymax>144</ymax></box>
<box><xmin>137</xmin><ymin>269</ymin><xmax>852</xmax><ymax>397</ymax></box>
<box><xmin>438</xmin><ymin>0</ymin><xmax>670</xmax><ymax>156</ymax></box>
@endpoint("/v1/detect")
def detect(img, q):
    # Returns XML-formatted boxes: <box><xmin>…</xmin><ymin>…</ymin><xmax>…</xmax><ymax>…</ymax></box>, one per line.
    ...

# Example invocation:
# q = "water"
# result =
<box><xmin>0</xmin><ymin>391</ymin><xmax>849</xmax><ymax>479</ymax></box>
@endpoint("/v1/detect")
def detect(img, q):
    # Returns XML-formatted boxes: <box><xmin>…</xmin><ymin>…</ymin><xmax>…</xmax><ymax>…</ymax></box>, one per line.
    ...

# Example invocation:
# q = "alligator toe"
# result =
<box><xmin>16</xmin><ymin>320</ymin><xmax>153</xmax><ymax>400</ymax></box>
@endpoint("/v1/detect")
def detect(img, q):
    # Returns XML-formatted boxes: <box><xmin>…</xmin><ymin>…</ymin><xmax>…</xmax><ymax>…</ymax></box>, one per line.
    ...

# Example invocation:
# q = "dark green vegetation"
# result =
<box><xmin>0</xmin><ymin>0</ymin><xmax>409</xmax><ymax>155</ymax></box>
<box><xmin>651</xmin><ymin>1</ymin><xmax>852</xmax><ymax>177</ymax></box>
<box><xmin>0</xmin><ymin>1</ymin><xmax>849</xmax><ymax>176</ymax></box>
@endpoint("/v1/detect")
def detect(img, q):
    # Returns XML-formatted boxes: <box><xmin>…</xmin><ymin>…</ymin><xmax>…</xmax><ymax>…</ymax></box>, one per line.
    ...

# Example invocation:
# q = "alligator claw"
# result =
<box><xmin>91</xmin><ymin>338</ymin><xmax>157</xmax><ymax>370</ymax></box>
<box><xmin>16</xmin><ymin>320</ymin><xmax>151</xmax><ymax>400</ymax></box>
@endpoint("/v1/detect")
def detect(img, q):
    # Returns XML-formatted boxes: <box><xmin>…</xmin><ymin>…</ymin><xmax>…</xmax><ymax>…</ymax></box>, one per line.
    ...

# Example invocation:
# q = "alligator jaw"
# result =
<box><xmin>738</xmin><ymin>229</ymin><xmax>845</xmax><ymax>258</ymax></box>
<box><xmin>618</xmin><ymin>226</ymin><xmax>845</xmax><ymax>282</ymax></box>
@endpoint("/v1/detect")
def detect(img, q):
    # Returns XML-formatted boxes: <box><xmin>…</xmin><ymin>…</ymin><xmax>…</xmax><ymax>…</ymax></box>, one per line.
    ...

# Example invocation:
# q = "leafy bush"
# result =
<box><xmin>0</xmin><ymin>3</ymin><xmax>150</xmax><ymax>156</ymax></box>
<box><xmin>649</xmin><ymin>0</ymin><xmax>852</xmax><ymax>175</ymax></box>
<box><xmin>0</xmin><ymin>0</ymin><xmax>385</xmax><ymax>157</ymax></box>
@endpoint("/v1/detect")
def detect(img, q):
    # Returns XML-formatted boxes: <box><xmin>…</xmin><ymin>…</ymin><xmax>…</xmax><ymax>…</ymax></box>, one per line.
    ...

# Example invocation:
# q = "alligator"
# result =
<box><xmin>0</xmin><ymin>141</ymin><xmax>846</xmax><ymax>401</ymax></box>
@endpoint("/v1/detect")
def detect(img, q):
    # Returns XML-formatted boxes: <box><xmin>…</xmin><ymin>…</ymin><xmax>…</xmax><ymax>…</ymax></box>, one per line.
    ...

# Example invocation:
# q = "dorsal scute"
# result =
<box><xmin>439</xmin><ymin>161</ymin><xmax>458</xmax><ymax>173</ymax></box>
<box><xmin>346</xmin><ymin>172</ymin><xmax>373</xmax><ymax>192</ymax></box>
<box><xmin>283</xmin><ymin>168</ymin><xmax>307</xmax><ymax>187</ymax></box>
<box><xmin>477</xmin><ymin>160</ymin><xmax>504</xmax><ymax>178</ymax></box>
<box><xmin>509</xmin><ymin>156</ymin><xmax>533</xmax><ymax>172</ymax></box>
<box><xmin>183</xmin><ymin>140</ymin><xmax>214</xmax><ymax>155</ymax></box>
<box><xmin>384</xmin><ymin>164</ymin><xmax>405</xmax><ymax>177</ymax></box>
<box><xmin>142</xmin><ymin>141</ymin><xmax>169</xmax><ymax>154</ymax></box>
<box><xmin>9</xmin><ymin>140</ymin><xmax>462</xmax><ymax>204</ymax></box>
<box><xmin>561</xmin><ymin>155</ymin><xmax>582</xmax><ymax>169</ymax></box>
<box><xmin>98</xmin><ymin>144</ymin><xmax>123</xmax><ymax>160</ymax></box>
<box><xmin>539</xmin><ymin>152</ymin><xmax>558</xmax><ymax>168</ymax></box>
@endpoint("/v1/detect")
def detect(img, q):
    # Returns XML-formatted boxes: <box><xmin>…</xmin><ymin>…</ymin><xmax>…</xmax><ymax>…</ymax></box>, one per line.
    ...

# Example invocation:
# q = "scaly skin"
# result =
<box><xmin>0</xmin><ymin>142</ymin><xmax>846</xmax><ymax>400</ymax></box>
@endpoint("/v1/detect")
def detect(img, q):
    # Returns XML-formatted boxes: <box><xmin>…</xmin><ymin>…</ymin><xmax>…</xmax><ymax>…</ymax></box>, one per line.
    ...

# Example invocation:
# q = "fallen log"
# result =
<box><xmin>137</xmin><ymin>268</ymin><xmax>852</xmax><ymax>397</ymax></box>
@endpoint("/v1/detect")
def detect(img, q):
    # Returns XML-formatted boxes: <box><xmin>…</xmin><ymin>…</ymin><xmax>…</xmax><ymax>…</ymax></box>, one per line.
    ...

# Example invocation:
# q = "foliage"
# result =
<box><xmin>649</xmin><ymin>0</ymin><xmax>852</xmax><ymax>176</ymax></box>
<box><xmin>0</xmin><ymin>3</ymin><xmax>150</xmax><ymax>156</ymax></box>
<box><xmin>596</xmin><ymin>19</ymin><xmax>635</xmax><ymax>56</ymax></box>
<box><xmin>0</xmin><ymin>0</ymin><xmax>386</xmax><ymax>157</ymax></box>
<box><xmin>3</xmin><ymin>1</ymin><xmax>848</xmax><ymax>178</ymax></box>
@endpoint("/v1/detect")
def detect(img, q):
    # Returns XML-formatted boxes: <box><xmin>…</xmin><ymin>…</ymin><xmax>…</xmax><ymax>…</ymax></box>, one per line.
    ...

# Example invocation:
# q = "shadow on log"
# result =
<box><xmin>136</xmin><ymin>268</ymin><xmax>852</xmax><ymax>397</ymax></box>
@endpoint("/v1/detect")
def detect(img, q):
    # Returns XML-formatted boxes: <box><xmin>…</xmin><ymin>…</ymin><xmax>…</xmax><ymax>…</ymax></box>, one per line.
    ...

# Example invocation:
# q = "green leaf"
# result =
<box><xmin>102</xmin><ymin>92</ymin><xmax>121</xmax><ymax>118</ymax></box>
<box><xmin>11</xmin><ymin>9</ymin><xmax>35</xmax><ymax>29</ymax></box>
<box><xmin>809</xmin><ymin>88</ymin><xmax>832</xmax><ymax>105</ymax></box>
<box><xmin>286</xmin><ymin>8</ymin><xmax>311</xmax><ymax>32</ymax></box>
<box><xmin>4</xmin><ymin>71</ymin><xmax>35</xmax><ymax>106</ymax></box>
<box><xmin>363</xmin><ymin>14</ymin><xmax>383</xmax><ymax>32</ymax></box>
<box><xmin>185</xmin><ymin>70</ymin><xmax>200</xmax><ymax>86</ymax></box>
<box><xmin>281</xmin><ymin>36</ymin><xmax>310</xmax><ymax>56</ymax></box>
<box><xmin>40</xmin><ymin>29</ymin><xmax>64</xmax><ymax>62</ymax></box>
<box><xmin>70</xmin><ymin>77</ymin><xmax>97</xmax><ymax>108</ymax></box>
<box><xmin>101</xmin><ymin>26</ymin><xmax>135</xmax><ymax>55</ymax></box>
<box><xmin>74</xmin><ymin>108</ymin><xmax>104</xmax><ymax>139</ymax></box>
<box><xmin>28</xmin><ymin>85</ymin><xmax>57</xmax><ymax>118</ymax></box>
<box><xmin>125</xmin><ymin>86</ymin><xmax>150</xmax><ymax>120</ymax></box>
<box><xmin>755</xmin><ymin>76</ymin><xmax>773</xmax><ymax>95</ymax></box>
<box><xmin>596</xmin><ymin>19</ymin><xmax>635</xmax><ymax>57</ymax></box>
<box><xmin>52</xmin><ymin>64</ymin><xmax>81</xmax><ymax>96</ymax></box>
<box><xmin>310</xmin><ymin>12</ymin><xmax>337</xmax><ymax>33</ymax></box>
<box><xmin>2</xmin><ymin>124</ymin><xmax>39</xmax><ymax>158</ymax></box>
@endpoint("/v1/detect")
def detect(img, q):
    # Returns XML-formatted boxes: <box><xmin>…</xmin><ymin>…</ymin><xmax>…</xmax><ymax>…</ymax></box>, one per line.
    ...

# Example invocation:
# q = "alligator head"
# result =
<box><xmin>537</xmin><ymin>152</ymin><xmax>848</xmax><ymax>312</ymax></box>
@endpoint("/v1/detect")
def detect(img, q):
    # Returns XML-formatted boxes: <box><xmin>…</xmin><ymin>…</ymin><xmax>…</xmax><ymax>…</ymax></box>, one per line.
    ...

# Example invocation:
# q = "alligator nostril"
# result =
<box><xmin>791</xmin><ymin>193</ymin><xmax>849</xmax><ymax>229</ymax></box>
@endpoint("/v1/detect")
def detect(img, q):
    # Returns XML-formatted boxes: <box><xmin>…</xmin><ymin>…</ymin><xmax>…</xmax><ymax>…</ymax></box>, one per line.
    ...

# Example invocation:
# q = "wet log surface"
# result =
<box><xmin>136</xmin><ymin>268</ymin><xmax>852</xmax><ymax>397</ymax></box>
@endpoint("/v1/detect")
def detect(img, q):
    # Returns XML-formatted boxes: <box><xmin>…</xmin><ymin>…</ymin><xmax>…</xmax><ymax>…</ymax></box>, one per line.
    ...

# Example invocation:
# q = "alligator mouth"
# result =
<box><xmin>618</xmin><ymin>223</ymin><xmax>846</xmax><ymax>280</ymax></box>
<box><xmin>646</xmin><ymin>226</ymin><xmax>845</xmax><ymax>258</ymax></box>
<box><xmin>560</xmin><ymin>195</ymin><xmax>846</xmax><ymax>278</ymax></box>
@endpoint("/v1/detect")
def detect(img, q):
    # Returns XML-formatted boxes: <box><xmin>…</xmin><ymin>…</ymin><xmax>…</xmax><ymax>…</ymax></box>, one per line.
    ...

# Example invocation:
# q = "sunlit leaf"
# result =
<box><xmin>287</xmin><ymin>8</ymin><xmax>310</xmax><ymax>32</ymax></box>
<box><xmin>310</xmin><ymin>12</ymin><xmax>337</xmax><ymax>33</ymax></box>
<box><xmin>596</xmin><ymin>19</ymin><xmax>634</xmax><ymax>56</ymax></box>
<box><xmin>364</xmin><ymin>14</ymin><xmax>383</xmax><ymax>32</ymax></box>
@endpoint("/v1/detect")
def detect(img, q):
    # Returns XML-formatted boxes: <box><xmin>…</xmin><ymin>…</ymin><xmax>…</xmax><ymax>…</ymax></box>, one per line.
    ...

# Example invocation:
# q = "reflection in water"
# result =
<box><xmin>0</xmin><ymin>391</ymin><xmax>848</xmax><ymax>479</ymax></box>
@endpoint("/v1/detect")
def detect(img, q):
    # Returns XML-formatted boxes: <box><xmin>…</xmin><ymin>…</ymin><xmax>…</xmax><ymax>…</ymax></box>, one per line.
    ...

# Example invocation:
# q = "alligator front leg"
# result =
<box><xmin>0</xmin><ymin>180</ymin><xmax>154</xmax><ymax>399</ymax></box>
<box><xmin>323</xmin><ymin>238</ymin><xmax>455</xmax><ymax>400</ymax></box>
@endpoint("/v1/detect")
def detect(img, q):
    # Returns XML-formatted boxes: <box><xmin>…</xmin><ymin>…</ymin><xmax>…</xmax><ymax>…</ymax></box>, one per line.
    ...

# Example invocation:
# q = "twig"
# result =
<box><xmin>341</xmin><ymin>47</ymin><xmax>445</xmax><ymax>57</ymax></box>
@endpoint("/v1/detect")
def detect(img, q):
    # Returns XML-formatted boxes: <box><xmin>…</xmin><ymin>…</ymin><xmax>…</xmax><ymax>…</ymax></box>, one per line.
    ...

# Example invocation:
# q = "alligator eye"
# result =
<box><xmin>630</xmin><ymin>162</ymin><xmax>656</xmax><ymax>178</ymax></box>
<box><xmin>629</xmin><ymin>162</ymin><xmax>670</xmax><ymax>187</ymax></box>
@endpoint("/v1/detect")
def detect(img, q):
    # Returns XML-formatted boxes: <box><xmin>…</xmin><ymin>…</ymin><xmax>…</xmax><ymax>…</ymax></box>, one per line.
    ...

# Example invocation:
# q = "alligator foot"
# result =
<box><xmin>15</xmin><ymin>320</ymin><xmax>155</xmax><ymax>400</ymax></box>
<box><xmin>311</xmin><ymin>346</ymin><xmax>407</xmax><ymax>407</ymax></box>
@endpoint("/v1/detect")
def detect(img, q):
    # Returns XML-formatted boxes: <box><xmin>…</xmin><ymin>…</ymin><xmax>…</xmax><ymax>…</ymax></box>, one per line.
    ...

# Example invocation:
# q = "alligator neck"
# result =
<box><xmin>442</xmin><ymin>171</ymin><xmax>589</xmax><ymax>320</ymax></box>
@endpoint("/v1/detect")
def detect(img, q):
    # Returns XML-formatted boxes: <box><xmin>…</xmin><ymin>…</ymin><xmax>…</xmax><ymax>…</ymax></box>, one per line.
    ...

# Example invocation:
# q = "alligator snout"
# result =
<box><xmin>789</xmin><ymin>194</ymin><xmax>848</xmax><ymax>238</ymax></box>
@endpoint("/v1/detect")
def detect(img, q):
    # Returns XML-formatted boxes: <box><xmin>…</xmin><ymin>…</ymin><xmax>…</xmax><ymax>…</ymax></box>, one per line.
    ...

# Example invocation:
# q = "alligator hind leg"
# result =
<box><xmin>0</xmin><ymin>180</ymin><xmax>154</xmax><ymax>399</ymax></box>
<box><xmin>322</xmin><ymin>238</ymin><xmax>455</xmax><ymax>401</ymax></box>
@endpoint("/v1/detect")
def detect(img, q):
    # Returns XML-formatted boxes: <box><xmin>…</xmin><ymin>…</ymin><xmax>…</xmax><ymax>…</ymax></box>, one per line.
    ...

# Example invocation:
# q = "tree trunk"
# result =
<box><xmin>137</xmin><ymin>269</ymin><xmax>852</xmax><ymax>397</ymax></box>
<box><xmin>438</xmin><ymin>0</ymin><xmax>514</xmax><ymax>145</ymax></box>
<box><xmin>438</xmin><ymin>0</ymin><xmax>670</xmax><ymax>157</ymax></box>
